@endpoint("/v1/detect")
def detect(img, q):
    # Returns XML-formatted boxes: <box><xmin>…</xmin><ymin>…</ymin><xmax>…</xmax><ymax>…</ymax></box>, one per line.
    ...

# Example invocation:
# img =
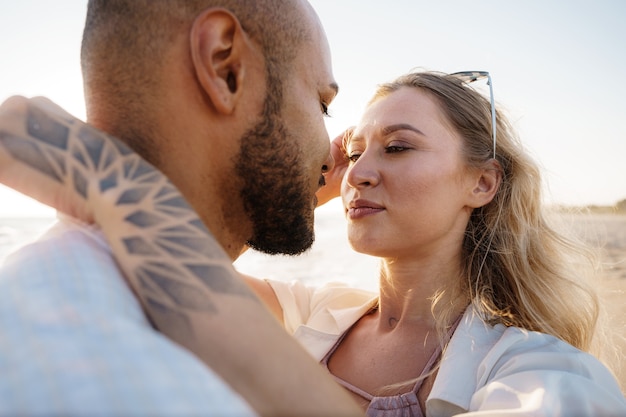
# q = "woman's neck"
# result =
<box><xmin>375</xmin><ymin>256</ymin><xmax>466</xmax><ymax>331</ymax></box>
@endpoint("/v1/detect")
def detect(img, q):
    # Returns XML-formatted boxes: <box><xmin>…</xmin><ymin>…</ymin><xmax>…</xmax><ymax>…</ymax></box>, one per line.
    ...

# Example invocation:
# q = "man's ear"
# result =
<box><xmin>190</xmin><ymin>8</ymin><xmax>249</xmax><ymax>115</ymax></box>
<box><xmin>467</xmin><ymin>159</ymin><xmax>502</xmax><ymax>208</ymax></box>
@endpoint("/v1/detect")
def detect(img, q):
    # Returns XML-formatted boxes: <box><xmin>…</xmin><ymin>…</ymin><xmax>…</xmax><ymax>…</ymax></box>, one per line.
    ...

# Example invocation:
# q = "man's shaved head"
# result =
<box><xmin>81</xmin><ymin>0</ymin><xmax>310</xmax><ymax>162</ymax></box>
<box><xmin>80</xmin><ymin>0</ymin><xmax>336</xmax><ymax>257</ymax></box>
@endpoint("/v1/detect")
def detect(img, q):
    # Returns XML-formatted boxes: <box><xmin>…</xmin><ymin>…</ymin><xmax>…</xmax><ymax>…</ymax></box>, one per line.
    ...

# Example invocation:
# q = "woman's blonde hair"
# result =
<box><xmin>369</xmin><ymin>71</ymin><xmax>607</xmax><ymax>357</ymax></box>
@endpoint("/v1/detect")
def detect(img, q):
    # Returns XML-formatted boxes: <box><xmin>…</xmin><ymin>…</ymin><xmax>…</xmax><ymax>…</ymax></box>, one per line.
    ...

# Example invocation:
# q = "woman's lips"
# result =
<box><xmin>347</xmin><ymin>199</ymin><xmax>384</xmax><ymax>220</ymax></box>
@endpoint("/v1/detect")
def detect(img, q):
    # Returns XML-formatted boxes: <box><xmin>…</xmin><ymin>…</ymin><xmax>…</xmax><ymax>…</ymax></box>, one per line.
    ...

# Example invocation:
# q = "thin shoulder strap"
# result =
<box><xmin>411</xmin><ymin>313</ymin><xmax>464</xmax><ymax>394</ymax></box>
<box><xmin>321</xmin><ymin>325</ymin><xmax>375</xmax><ymax>401</ymax></box>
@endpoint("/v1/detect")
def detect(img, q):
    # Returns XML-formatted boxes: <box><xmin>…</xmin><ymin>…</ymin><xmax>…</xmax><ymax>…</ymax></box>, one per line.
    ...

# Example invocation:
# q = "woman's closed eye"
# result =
<box><xmin>385</xmin><ymin>145</ymin><xmax>409</xmax><ymax>154</ymax></box>
<box><xmin>347</xmin><ymin>143</ymin><xmax>410</xmax><ymax>162</ymax></box>
<box><xmin>347</xmin><ymin>152</ymin><xmax>361</xmax><ymax>163</ymax></box>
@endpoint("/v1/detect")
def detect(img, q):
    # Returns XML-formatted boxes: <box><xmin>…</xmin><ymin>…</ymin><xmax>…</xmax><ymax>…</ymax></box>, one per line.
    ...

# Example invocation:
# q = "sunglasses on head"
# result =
<box><xmin>450</xmin><ymin>71</ymin><xmax>496</xmax><ymax>159</ymax></box>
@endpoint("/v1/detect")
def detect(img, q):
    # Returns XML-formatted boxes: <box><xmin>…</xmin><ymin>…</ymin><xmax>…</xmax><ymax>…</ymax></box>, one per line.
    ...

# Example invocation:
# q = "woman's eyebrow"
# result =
<box><xmin>347</xmin><ymin>123</ymin><xmax>424</xmax><ymax>147</ymax></box>
<box><xmin>381</xmin><ymin>123</ymin><xmax>425</xmax><ymax>136</ymax></box>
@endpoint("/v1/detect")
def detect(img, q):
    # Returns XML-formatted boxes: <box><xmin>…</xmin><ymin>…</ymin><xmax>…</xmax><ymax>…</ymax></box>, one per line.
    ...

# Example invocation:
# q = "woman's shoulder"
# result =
<box><xmin>267</xmin><ymin>279</ymin><xmax>377</xmax><ymax>334</ymax></box>
<box><xmin>459</xmin><ymin>309</ymin><xmax>613</xmax><ymax>376</ymax></box>
<box><xmin>473</xmin><ymin>324</ymin><xmax>626</xmax><ymax>412</ymax></box>
<box><xmin>268</xmin><ymin>279</ymin><xmax>376</xmax><ymax>309</ymax></box>
<box><xmin>431</xmin><ymin>309</ymin><xmax>626</xmax><ymax>415</ymax></box>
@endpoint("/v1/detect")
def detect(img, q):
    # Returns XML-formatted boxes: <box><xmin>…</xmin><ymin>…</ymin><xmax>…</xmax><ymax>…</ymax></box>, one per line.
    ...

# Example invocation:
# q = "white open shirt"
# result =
<box><xmin>269</xmin><ymin>279</ymin><xmax>626</xmax><ymax>416</ymax></box>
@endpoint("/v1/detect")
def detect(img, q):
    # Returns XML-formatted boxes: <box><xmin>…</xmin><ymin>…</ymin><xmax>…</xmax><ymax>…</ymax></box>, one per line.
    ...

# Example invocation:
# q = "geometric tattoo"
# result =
<box><xmin>0</xmin><ymin>97</ymin><xmax>257</xmax><ymax>341</ymax></box>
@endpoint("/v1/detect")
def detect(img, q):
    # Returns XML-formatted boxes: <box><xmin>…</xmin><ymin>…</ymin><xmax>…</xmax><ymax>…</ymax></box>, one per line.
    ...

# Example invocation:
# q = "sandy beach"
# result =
<box><xmin>568</xmin><ymin>213</ymin><xmax>626</xmax><ymax>393</ymax></box>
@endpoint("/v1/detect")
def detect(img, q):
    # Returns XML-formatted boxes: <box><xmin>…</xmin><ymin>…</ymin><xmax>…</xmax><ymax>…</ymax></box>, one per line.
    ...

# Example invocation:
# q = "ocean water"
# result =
<box><xmin>0</xmin><ymin>202</ymin><xmax>380</xmax><ymax>290</ymax></box>
<box><xmin>235</xmin><ymin>202</ymin><xmax>379</xmax><ymax>290</ymax></box>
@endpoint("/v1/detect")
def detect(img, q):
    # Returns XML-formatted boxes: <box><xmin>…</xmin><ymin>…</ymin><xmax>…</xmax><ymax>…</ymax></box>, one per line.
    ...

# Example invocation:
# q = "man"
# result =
<box><xmin>0</xmin><ymin>0</ymin><xmax>361</xmax><ymax>416</ymax></box>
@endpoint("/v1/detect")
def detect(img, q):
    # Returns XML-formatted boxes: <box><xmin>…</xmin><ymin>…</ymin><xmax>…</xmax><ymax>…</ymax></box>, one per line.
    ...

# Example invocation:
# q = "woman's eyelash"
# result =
<box><xmin>346</xmin><ymin>143</ymin><xmax>409</xmax><ymax>162</ymax></box>
<box><xmin>385</xmin><ymin>145</ymin><xmax>407</xmax><ymax>153</ymax></box>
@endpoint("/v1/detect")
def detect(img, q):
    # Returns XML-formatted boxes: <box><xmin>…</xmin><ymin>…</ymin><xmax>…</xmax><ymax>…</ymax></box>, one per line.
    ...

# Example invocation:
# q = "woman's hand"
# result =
<box><xmin>316</xmin><ymin>128</ymin><xmax>352</xmax><ymax>207</ymax></box>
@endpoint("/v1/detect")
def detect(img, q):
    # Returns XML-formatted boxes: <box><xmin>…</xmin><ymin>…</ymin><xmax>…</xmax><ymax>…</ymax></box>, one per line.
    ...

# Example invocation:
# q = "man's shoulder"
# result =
<box><xmin>0</xmin><ymin>216</ymin><xmax>134</xmax><ymax>318</ymax></box>
<box><xmin>34</xmin><ymin>215</ymin><xmax>111</xmax><ymax>254</ymax></box>
<box><xmin>0</xmin><ymin>216</ymin><xmax>256</xmax><ymax>416</ymax></box>
<box><xmin>0</xmin><ymin>215</ymin><xmax>136</xmax><ymax>322</ymax></box>
<box><xmin>2</xmin><ymin>215</ymin><xmax>112</xmax><ymax>271</ymax></box>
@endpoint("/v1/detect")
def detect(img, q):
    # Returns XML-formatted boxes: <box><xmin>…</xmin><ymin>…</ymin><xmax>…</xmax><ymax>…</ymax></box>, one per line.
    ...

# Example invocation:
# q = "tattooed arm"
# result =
<box><xmin>0</xmin><ymin>96</ymin><xmax>362</xmax><ymax>417</ymax></box>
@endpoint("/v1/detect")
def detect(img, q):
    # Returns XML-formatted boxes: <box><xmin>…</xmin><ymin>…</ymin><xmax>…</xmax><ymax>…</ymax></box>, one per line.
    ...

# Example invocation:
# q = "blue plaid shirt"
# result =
<box><xmin>0</xmin><ymin>216</ymin><xmax>255</xmax><ymax>417</ymax></box>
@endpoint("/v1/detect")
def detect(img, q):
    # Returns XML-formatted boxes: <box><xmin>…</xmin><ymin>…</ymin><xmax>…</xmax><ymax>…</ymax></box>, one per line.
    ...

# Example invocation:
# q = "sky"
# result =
<box><xmin>0</xmin><ymin>0</ymin><xmax>625</xmax><ymax>217</ymax></box>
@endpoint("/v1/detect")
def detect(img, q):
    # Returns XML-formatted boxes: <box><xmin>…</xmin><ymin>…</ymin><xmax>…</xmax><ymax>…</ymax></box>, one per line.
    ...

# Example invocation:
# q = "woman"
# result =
<box><xmin>1</xmin><ymin>72</ymin><xmax>625</xmax><ymax>416</ymax></box>
<box><xmin>243</xmin><ymin>71</ymin><xmax>626</xmax><ymax>415</ymax></box>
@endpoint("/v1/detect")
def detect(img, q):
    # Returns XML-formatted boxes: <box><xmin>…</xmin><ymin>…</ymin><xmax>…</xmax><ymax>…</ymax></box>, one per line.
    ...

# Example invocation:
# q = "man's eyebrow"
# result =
<box><xmin>381</xmin><ymin>123</ymin><xmax>424</xmax><ymax>136</ymax></box>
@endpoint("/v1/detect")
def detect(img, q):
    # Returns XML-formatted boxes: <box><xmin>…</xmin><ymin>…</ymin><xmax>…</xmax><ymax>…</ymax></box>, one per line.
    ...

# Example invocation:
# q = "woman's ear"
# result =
<box><xmin>189</xmin><ymin>8</ymin><xmax>249</xmax><ymax>115</ymax></box>
<box><xmin>468</xmin><ymin>159</ymin><xmax>502</xmax><ymax>208</ymax></box>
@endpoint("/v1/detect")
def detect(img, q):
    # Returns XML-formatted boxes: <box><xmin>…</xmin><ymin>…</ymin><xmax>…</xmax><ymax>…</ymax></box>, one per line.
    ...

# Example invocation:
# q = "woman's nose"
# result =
<box><xmin>345</xmin><ymin>152</ymin><xmax>379</xmax><ymax>189</ymax></box>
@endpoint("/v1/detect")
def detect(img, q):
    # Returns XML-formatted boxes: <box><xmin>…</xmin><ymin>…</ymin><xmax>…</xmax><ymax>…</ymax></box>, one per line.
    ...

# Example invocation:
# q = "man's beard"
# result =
<box><xmin>235</xmin><ymin>80</ymin><xmax>317</xmax><ymax>255</ymax></box>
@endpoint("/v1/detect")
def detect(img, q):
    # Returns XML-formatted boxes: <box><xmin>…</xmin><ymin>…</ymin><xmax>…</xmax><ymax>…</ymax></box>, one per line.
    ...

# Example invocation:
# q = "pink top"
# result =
<box><xmin>321</xmin><ymin>315</ymin><xmax>461</xmax><ymax>417</ymax></box>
